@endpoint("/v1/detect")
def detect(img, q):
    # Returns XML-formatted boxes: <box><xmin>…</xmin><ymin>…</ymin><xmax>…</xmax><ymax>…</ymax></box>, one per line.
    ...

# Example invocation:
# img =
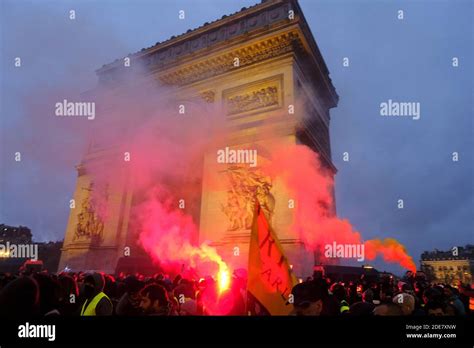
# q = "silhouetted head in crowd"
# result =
<box><xmin>83</xmin><ymin>272</ymin><xmax>105</xmax><ymax>299</ymax></box>
<box><xmin>362</xmin><ymin>289</ymin><xmax>374</xmax><ymax>303</ymax></box>
<box><xmin>422</xmin><ymin>287</ymin><xmax>442</xmax><ymax>305</ymax></box>
<box><xmin>443</xmin><ymin>285</ymin><xmax>458</xmax><ymax>299</ymax></box>
<box><xmin>33</xmin><ymin>273</ymin><xmax>61</xmax><ymax>316</ymax></box>
<box><xmin>330</xmin><ymin>283</ymin><xmax>347</xmax><ymax>302</ymax></box>
<box><xmin>173</xmin><ymin>274</ymin><xmax>182</xmax><ymax>288</ymax></box>
<box><xmin>0</xmin><ymin>276</ymin><xmax>40</xmax><ymax>319</ymax></box>
<box><xmin>291</xmin><ymin>281</ymin><xmax>325</xmax><ymax>316</ymax></box>
<box><xmin>153</xmin><ymin>273</ymin><xmax>164</xmax><ymax>282</ymax></box>
<box><xmin>379</xmin><ymin>284</ymin><xmax>393</xmax><ymax>303</ymax></box>
<box><xmin>392</xmin><ymin>293</ymin><xmax>415</xmax><ymax>315</ymax></box>
<box><xmin>139</xmin><ymin>284</ymin><xmax>169</xmax><ymax>315</ymax></box>
<box><xmin>174</xmin><ymin>279</ymin><xmax>195</xmax><ymax>300</ymax></box>
<box><xmin>104</xmin><ymin>274</ymin><xmax>117</xmax><ymax>297</ymax></box>
<box><xmin>58</xmin><ymin>274</ymin><xmax>79</xmax><ymax>300</ymax></box>
<box><xmin>124</xmin><ymin>275</ymin><xmax>143</xmax><ymax>297</ymax></box>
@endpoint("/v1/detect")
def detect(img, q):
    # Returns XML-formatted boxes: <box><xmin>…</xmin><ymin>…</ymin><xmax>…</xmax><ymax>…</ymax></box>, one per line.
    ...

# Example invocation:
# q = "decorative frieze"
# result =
<box><xmin>158</xmin><ymin>32</ymin><xmax>301</xmax><ymax>86</ymax></box>
<box><xmin>223</xmin><ymin>74</ymin><xmax>283</xmax><ymax>116</ymax></box>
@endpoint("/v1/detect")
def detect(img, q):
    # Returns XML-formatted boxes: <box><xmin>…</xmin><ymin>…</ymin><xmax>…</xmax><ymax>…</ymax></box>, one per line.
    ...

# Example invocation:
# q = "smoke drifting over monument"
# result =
<box><xmin>74</xmin><ymin>67</ymin><xmax>416</xmax><ymax>277</ymax></box>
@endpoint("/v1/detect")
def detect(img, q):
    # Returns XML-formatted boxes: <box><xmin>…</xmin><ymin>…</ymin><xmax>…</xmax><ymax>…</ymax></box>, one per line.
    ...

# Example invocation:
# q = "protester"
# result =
<box><xmin>57</xmin><ymin>273</ymin><xmax>79</xmax><ymax>316</ymax></box>
<box><xmin>80</xmin><ymin>272</ymin><xmax>113</xmax><ymax>316</ymax></box>
<box><xmin>457</xmin><ymin>282</ymin><xmax>474</xmax><ymax>314</ymax></box>
<box><xmin>116</xmin><ymin>275</ymin><xmax>143</xmax><ymax>316</ymax></box>
<box><xmin>330</xmin><ymin>283</ymin><xmax>350</xmax><ymax>314</ymax></box>
<box><xmin>290</xmin><ymin>281</ymin><xmax>325</xmax><ymax>316</ymax></box>
<box><xmin>32</xmin><ymin>273</ymin><xmax>61</xmax><ymax>316</ymax></box>
<box><xmin>349</xmin><ymin>289</ymin><xmax>376</xmax><ymax>316</ymax></box>
<box><xmin>443</xmin><ymin>285</ymin><xmax>466</xmax><ymax>315</ymax></box>
<box><xmin>392</xmin><ymin>293</ymin><xmax>415</xmax><ymax>315</ymax></box>
<box><xmin>139</xmin><ymin>284</ymin><xmax>170</xmax><ymax>315</ymax></box>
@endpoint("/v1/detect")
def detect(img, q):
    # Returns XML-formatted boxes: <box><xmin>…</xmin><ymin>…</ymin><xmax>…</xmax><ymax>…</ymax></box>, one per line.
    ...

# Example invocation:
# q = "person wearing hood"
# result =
<box><xmin>80</xmin><ymin>272</ymin><xmax>113</xmax><ymax>316</ymax></box>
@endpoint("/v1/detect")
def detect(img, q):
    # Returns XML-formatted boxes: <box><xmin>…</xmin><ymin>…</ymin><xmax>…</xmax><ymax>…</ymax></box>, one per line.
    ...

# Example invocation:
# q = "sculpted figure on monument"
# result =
<box><xmin>221</xmin><ymin>166</ymin><xmax>275</xmax><ymax>231</ymax></box>
<box><xmin>74</xmin><ymin>183</ymin><xmax>105</xmax><ymax>242</ymax></box>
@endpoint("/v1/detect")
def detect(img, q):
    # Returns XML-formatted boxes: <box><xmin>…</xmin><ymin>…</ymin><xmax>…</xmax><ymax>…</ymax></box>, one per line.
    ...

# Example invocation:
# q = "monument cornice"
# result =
<box><xmin>156</xmin><ymin>30</ymin><xmax>303</xmax><ymax>86</ymax></box>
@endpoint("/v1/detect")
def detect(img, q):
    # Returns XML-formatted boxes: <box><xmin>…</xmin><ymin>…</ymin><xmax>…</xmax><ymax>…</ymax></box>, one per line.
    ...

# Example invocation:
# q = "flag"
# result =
<box><xmin>247</xmin><ymin>200</ymin><xmax>297</xmax><ymax>315</ymax></box>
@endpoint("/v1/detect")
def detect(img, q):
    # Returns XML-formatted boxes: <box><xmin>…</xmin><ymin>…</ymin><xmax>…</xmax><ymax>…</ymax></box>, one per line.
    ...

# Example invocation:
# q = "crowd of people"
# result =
<box><xmin>290</xmin><ymin>271</ymin><xmax>473</xmax><ymax>316</ymax></box>
<box><xmin>0</xmin><ymin>270</ymin><xmax>246</xmax><ymax>317</ymax></box>
<box><xmin>0</xmin><ymin>268</ymin><xmax>472</xmax><ymax>317</ymax></box>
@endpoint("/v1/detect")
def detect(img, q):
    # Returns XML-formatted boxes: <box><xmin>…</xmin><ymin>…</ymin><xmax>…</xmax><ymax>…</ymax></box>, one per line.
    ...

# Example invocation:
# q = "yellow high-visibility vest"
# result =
<box><xmin>80</xmin><ymin>292</ymin><xmax>110</xmax><ymax>316</ymax></box>
<box><xmin>340</xmin><ymin>300</ymin><xmax>350</xmax><ymax>313</ymax></box>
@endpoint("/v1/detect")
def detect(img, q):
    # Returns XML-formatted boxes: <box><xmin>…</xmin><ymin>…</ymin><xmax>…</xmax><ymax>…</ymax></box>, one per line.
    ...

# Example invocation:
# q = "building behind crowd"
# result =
<box><xmin>0</xmin><ymin>224</ymin><xmax>32</xmax><ymax>245</ymax></box>
<box><xmin>0</xmin><ymin>224</ymin><xmax>32</xmax><ymax>272</ymax></box>
<box><xmin>420</xmin><ymin>245</ymin><xmax>474</xmax><ymax>285</ymax></box>
<box><xmin>0</xmin><ymin>223</ymin><xmax>62</xmax><ymax>273</ymax></box>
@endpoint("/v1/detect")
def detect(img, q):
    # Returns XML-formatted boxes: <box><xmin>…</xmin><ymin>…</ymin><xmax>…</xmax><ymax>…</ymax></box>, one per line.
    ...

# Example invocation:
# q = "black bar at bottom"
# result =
<box><xmin>0</xmin><ymin>316</ymin><xmax>472</xmax><ymax>346</ymax></box>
